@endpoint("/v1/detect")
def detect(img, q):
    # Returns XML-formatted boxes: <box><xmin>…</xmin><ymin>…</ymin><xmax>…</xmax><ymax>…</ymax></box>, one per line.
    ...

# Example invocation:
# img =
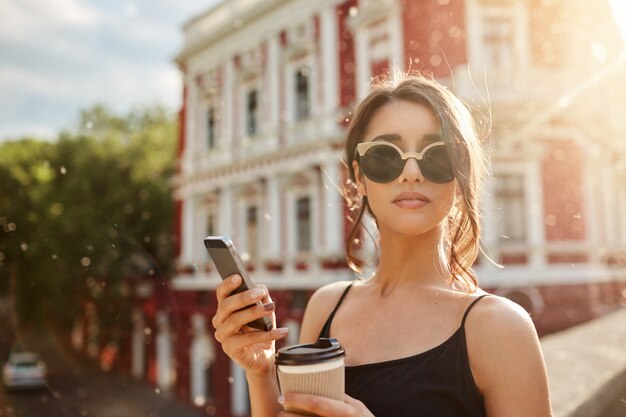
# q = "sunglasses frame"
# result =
<box><xmin>355</xmin><ymin>140</ymin><xmax>453</xmax><ymax>183</ymax></box>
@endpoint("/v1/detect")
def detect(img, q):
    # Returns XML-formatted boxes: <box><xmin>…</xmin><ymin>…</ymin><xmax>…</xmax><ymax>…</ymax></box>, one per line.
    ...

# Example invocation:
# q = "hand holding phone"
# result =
<box><xmin>204</xmin><ymin>236</ymin><xmax>273</xmax><ymax>331</ymax></box>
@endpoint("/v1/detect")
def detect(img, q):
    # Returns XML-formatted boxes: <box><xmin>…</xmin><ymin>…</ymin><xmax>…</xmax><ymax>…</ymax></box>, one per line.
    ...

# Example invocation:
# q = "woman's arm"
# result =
<box><xmin>211</xmin><ymin>275</ymin><xmax>289</xmax><ymax>417</ymax></box>
<box><xmin>466</xmin><ymin>296</ymin><xmax>553</xmax><ymax>417</ymax></box>
<box><xmin>247</xmin><ymin>371</ymin><xmax>282</xmax><ymax>417</ymax></box>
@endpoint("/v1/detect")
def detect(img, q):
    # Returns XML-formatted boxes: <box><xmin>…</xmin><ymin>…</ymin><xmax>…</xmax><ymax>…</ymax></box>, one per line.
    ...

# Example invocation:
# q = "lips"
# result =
<box><xmin>393</xmin><ymin>192</ymin><xmax>430</xmax><ymax>209</ymax></box>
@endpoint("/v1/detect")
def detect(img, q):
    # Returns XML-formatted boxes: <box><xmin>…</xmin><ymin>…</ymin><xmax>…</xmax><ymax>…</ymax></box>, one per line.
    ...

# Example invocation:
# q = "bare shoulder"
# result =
<box><xmin>465</xmin><ymin>294</ymin><xmax>552</xmax><ymax>415</ymax></box>
<box><xmin>298</xmin><ymin>280</ymin><xmax>355</xmax><ymax>344</ymax></box>
<box><xmin>465</xmin><ymin>294</ymin><xmax>540</xmax><ymax>366</ymax></box>
<box><xmin>466</xmin><ymin>293</ymin><xmax>536</xmax><ymax>335</ymax></box>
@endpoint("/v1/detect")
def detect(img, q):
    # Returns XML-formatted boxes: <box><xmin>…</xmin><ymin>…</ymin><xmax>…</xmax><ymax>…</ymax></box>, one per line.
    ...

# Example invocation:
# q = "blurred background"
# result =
<box><xmin>1</xmin><ymin>0</ymin><xmax>626</xmax><ymax>416</ymax></box>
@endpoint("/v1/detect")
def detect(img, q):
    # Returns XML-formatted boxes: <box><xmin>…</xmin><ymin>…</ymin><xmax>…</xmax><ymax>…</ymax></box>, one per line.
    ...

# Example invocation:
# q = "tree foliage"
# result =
<box><xmin>0</xmin><ymin>104</ymin><xmax>177</xmax><ymax>330</ymax></box>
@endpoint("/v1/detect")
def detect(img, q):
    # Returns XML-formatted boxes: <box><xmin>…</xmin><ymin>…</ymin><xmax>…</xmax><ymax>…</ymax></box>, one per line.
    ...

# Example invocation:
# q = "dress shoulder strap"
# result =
<box><xmin>318</xmin><ymin>281</ymin><xmax>355</xmax><ymax>339</ymax></box>
<box><xmin>461</xmin><ymin>294</ymin><xmax>491</xmax><ymax>328</ymax></box>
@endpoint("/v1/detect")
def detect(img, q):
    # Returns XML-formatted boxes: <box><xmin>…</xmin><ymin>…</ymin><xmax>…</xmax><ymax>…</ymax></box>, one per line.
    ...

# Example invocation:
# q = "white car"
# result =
<box><xmin>2</xmin><ymin>352</ymin><xmax>47</xmax><ymax>389</ymax></box>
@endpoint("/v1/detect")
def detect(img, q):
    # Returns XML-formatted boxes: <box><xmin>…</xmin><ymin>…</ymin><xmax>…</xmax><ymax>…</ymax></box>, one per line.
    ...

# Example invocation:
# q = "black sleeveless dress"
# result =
<box><xmin>318</xmin><ymin>282</ymin><xmax>489</xmax><ymax>417</ymax></box>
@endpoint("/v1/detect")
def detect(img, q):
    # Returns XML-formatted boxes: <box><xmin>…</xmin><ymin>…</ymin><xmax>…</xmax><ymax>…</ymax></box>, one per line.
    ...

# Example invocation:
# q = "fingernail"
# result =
<box><xmin>250</xmin><ymin>287</ymin><xmax>263</xmax><ymax>299</ymax></box>
<box><xmin>277</xmin><ymin>327</ymin><xmax>289</xmax><ymax>334</ymax></box>
<box><xmin>277</xmin><ymin>395</ymin><xmax>285</xmax><ymax>404</ymax></box>
<box><xmin>262</xmin><ymin>302</ymin><xmax>275</xmax><ymax>311</ymax></box>
<box><xmin>231</xmin><ymin>275</ymin><xmax>240</xmax><ymax>284</ymax></box>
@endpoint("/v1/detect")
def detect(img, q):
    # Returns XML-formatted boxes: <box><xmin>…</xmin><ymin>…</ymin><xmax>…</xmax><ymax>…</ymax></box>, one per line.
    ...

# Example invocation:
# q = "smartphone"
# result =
<box><xmin>204</xmin><ymin>236</ymin><xmax>273</xmax><ymax>331</ymax></box>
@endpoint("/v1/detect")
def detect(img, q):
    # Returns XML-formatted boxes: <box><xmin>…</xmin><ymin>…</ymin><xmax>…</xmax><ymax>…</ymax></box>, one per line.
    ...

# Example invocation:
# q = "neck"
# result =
<box><xmin>372</xmin><ymin>224</ymin><xmax>451</xmax><ymax>297</ymax></box>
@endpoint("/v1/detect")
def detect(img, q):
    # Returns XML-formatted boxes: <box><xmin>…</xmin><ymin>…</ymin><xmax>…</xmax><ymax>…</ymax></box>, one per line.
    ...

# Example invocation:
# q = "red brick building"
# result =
<box><xmin>127</xmin><ymin>1</ymin><xmax>626</xmax><ymax>416</ymax></box>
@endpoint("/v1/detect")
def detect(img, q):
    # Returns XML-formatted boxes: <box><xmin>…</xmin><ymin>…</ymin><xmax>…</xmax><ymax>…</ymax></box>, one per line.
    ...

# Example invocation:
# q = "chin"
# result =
<box><xmin>382</xmin><ymin>219</ymin><xmax>443</xmax><ymax>237</ymax></box>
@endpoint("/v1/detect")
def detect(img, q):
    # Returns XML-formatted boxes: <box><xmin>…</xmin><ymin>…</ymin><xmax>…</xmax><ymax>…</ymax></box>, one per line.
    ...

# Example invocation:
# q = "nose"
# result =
<box><xmin>397</xmin><ymin>157</ymin><xmax>425</xmax><ymax>183</ymax></box>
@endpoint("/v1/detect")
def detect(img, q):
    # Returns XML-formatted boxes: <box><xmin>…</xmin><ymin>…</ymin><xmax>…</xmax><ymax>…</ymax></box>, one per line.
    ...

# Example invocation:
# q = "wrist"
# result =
<box><xmin>245</xmin><ymin>365</ymin><xmax>275</xmax><ymax>383</ymax></box>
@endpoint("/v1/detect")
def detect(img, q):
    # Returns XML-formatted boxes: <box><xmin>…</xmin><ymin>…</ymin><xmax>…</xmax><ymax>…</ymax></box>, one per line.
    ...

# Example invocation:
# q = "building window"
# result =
<box><xmin>471</xmin><ymin>0</ymin><xmax>530</xmax><ymax>69</ymax></box>
<box><xmin>246</xmin><ymin>206</ymin><xmax>258</xmax><ymax>260</ymax></box>
<box><xmin>483</xmin><ymin>13</ymin><xmax>514</xmax><ymax>67</ymax></box>
<box><xmin>295</xmin><ymin>68</ymin><xmax>310</xmax><ymax>121</ymax></box>
<box><xmin>494</xmin><ymin>174</ymin><xmax>526</xmax><ymax>242</ymax></box>
<box><xmin>296</xmin><ymin>196</ymin><xmax>311</xmax><ymax>252</ymax></box>
<box><xmin>246</xmin><ymin>89</ymin><xmax>258</xmax><ymax>136</ymax></box>
<box><xmin>206</xmin><ymin>212</ymin><xmax>216</xmax><ymax>237</ymax></box>
<box><xmin>206</xmin><ymin>107</ymin><xmax>215</xmax><ymax>149</ymax></box>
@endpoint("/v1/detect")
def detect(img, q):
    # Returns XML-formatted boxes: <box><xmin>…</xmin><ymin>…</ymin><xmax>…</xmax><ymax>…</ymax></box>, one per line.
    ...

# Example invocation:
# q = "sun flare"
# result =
<box><xmin>610</xmin><ymin>0</ymin><xmax>626</xmax><ymax>46</ymax></box>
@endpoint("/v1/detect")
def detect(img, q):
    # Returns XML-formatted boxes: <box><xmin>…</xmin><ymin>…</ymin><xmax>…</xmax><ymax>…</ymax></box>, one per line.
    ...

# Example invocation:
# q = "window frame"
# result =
<box><xmin>465</xmin><ymin>0</ymin><xmax>530</xmax><ymax>70</ymax></box>
<box><xmin>246</xmin><ymin>88</ymin><xmax>259</xmax><ymax>138</ymax></box>
<box><xmin>493</xmin><ymin>172</ymin><xmax>528</xmax><ymax>244</ymax></box>
<box><xmin>295</xmin><ymin>195</ymin><xmax>312</xmax><ymax>252</ymax></box>
<box><xmin>206</xmin><ymin>106</ymin><xmax>216</xmax><ymax>150</ymax></box>
<box><xmin>294</xmin><ymin>66</ymin><xmax>311</xmax><ymax>122</ymax></box>
<box><xmin>285</xmin><ymin>56</ymin><xmax>317</xmax><ymax>125</ymax></box>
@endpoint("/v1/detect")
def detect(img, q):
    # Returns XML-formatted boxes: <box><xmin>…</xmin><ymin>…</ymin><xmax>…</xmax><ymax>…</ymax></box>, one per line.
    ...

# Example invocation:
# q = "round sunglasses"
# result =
<box><xmin>355</xmin><ymin>141</ymin><xmax>454</xmax><ymax>184</ymax></box>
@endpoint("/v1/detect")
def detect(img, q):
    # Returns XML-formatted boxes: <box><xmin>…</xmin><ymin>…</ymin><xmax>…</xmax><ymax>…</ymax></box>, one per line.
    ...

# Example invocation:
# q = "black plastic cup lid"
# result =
<box><xmin>275</xmin><ymin>338</ymin><xmax>345</xmax><ymax>366</ymax></box>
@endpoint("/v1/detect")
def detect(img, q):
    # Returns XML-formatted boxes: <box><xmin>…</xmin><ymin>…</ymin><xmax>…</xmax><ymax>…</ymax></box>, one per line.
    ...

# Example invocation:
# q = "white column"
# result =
<box><xmin>182</xmin><ymin>75</ymin><xmax>193</xmax><ymax>175</ymax></box>
<box><xmin>156</xmin><ymin>312</ymin><xmax>174</xmax><ymax>392</ymax></box>
<box><xmin>286</xmin><ymin>186</ymin><xmax>296</xmax><ymax>270</ymax></box>
<box><xmin>267</xmin><ymin>36</ymin><xmax>280</xmax><ymax>134</ymax></box>
<box><xmin>185</xmin><ymin>76</ymin><xmax>198</xmax><ymax>173</ymax></box>
<box><xmin>310</xmin><ymin>177</ymin><xmax>321</xmax><ymax>275</ymax></box>
<box><xmin>464</xmin><ymin>0</ymin><xmax>482</xmax><ymax>70</ymax></box>
<box><xmin>480</xmin><ymin>174</ymin><xmax>500</xmax><ymax>269</ymax></box>
<box><xmin>526</xmin><ymin>160</ymin><xmax>545</xmax><ymax>269</ymax></box>
<box><xmin>230</xmin><ymin>361</ymin><xmax>249</xmax><ymax>416</ymax></box>
<box><xmin>190</xmin><ymin>314</ymin><xmax>214</xmax><ymax>406</ymax></box>
<box><xmin>514</xmin><ymin>0</ymin><xmax>531</xmax><ymax>68</ymax></box>
<box><xmin>320</xmin><ymin>6</ymin><xmax>339</xmax><ymax>135</ymax></box>
<box><xmin>196</xmin><ymin>204</ymin><xmax>208</xmax><ymax>262</ymax></box>
<box><xmin>322</xmin><ymin>161</ymin><xmax>344</xmax><ymax>257</ymax></box>
<box><xmin>181</xmin><ymin>197</ymin><xmax>195</xmax><ymax>265</ymax></box>
<box><xmin>584</xmin><ymin>159</ymin><xmax>601</xmax><ymax>264</ymax></box>
<box><xmin>218</xmin><ymin>187</ymin><xmax>234</xmax><ymax>237</ymax></box>
<box><xmin>222</xmin><ymin>59</ymin><xmax>234</xmax><ymax>152</ymax></box>
<box><xmin>262</xmin><ymin>176</ymin><xmax>281</xmax><ymax>263</ymax></box>
<box><xmin>602</xmin><ymin>165</ymin><xmax>616</xmax><ymax>248</ymax></box>
<box><xmin>231</xmin><ymin>191</ymin><xmax>250</xmax><ymax>254</ymax></box>
<box><xmin>285</xmin><ymin>61</ymin><xmax>295</xmax><ymax>127</ymax></box>
<box><xmin>388</xmin><ymin>8</ymin><xmax>404</xmax><ymax>73</ymax></box>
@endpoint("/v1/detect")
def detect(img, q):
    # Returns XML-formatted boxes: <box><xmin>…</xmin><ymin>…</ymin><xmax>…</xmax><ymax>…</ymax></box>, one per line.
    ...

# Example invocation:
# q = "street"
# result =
<box><xmin>0</xmin><ymin>325</ymin><xmax>208</xmax><ymax>417</ymax></box>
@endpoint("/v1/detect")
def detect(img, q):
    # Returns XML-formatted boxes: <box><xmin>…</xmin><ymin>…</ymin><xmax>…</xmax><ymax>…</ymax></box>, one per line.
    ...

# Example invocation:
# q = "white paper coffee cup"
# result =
<box><xmin>275</xmin><ymin>338</ymin><xmax>345</xmax><ymax>417</ymax></box>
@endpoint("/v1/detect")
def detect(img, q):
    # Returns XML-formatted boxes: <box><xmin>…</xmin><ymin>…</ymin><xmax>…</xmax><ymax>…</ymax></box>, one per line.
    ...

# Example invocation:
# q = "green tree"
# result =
<box><xmin>0</xmin><ymin>104</ymin><xmax>177</xmax><ymax>331</ymax></box>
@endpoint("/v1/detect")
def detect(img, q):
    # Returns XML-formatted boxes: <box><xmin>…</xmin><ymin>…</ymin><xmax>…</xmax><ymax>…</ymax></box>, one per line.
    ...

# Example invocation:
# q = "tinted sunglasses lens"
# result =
<box><xmin>361</xmin><ymin>145</ymin><xmax>404</xmax><ymax>183</ymax></box>
<box><xmin>421</xmin><ymin>146</ymin><xmax>454</xmax><ymax>183</ymax></box>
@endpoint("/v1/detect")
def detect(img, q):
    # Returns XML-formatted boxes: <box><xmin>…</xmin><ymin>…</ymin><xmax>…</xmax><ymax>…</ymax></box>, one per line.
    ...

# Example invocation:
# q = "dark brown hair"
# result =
<box><xmin>344</xmin><ymin>74</ymin><xmax>487</xmax><ymax>292</ymax></box>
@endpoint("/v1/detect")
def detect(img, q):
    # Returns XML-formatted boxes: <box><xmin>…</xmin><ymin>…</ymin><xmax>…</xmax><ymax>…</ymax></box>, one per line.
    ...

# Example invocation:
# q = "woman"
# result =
<box><xmin>212</xmin><ymin>74</ymin><xmax>552</xmax><ymax>416</ymax></box>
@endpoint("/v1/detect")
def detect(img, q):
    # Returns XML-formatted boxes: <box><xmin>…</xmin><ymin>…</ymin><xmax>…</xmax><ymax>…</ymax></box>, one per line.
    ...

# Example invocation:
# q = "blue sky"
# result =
<box><xmin>0</xmin><ymin>0</ymin><xmax>219</xmax><ymax>141</ymax></box>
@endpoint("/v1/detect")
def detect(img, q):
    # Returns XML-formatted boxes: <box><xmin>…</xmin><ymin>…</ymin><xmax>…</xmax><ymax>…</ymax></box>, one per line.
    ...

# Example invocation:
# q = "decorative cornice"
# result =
<box><xmin>172</xmin><ymin>138</ymin><xmax>344</xmax><ymax>197</ymax></box>
<box><xmin>176</xmin><ymin>0</ymin><xmax>289</xmax><ymax>64</ymax></box>
<box><xmin>346</xmin><ymin>0</ymin><xmax>397</xmax><ymax>33</ymax></box>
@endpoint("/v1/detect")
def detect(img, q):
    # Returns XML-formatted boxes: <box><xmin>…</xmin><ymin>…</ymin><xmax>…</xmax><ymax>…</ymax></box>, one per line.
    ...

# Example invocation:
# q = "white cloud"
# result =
<box><xmin>0</xmin><ymin>0</ymin><xmax>217</xmax><ymax>141</ymax></box>
<box><xmin>1</xmin><ymin>0</ymin><xmax>103</xmax><ymax>43</ymax></box>
<box><xmin>1</xmin><ymin>65</ymin><xmax>86</xmax><ymax>99</ymax></box>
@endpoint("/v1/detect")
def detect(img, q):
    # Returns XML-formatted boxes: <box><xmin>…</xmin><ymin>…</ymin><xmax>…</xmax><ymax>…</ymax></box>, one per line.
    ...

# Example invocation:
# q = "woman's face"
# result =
<box><xmin>352</xmin><ymin>99</ymin><xmax>457</xmax><ymax>237</ymax></box>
